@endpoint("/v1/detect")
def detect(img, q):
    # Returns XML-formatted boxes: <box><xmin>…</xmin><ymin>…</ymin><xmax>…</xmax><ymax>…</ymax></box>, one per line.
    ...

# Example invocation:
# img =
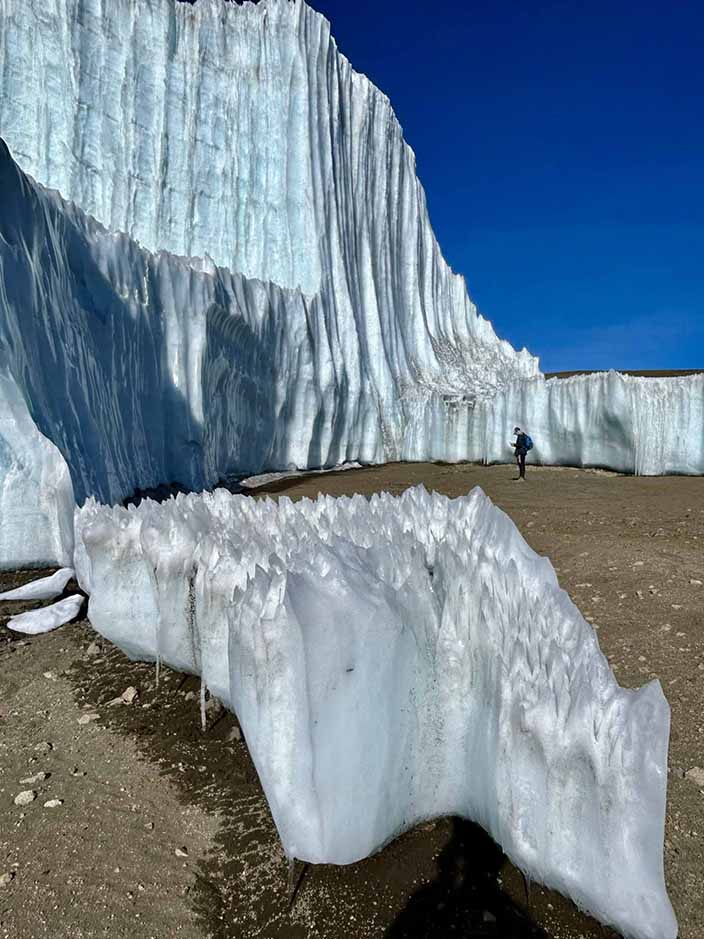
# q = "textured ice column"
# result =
<box><xmin>0</xmin><ymin>363</ymin><xmax>74</xmax><ymax>569</ymax></box>
<box><xmin>77</xmin><ymin>485</ymin><xmax>676</xmax><ymax>939</ymax></box>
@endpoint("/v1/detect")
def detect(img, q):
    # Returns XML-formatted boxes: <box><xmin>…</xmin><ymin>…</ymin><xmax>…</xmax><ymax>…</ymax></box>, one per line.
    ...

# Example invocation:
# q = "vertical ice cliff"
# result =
<box><xmin>75</xmin><ymin>485</ymin><xmax>677</xmax><ymax>939</ymax></box>
<box><xmin>0</xmin><ymin>0</ymin><xmax>538</xmax><ymax>402</ymax></box>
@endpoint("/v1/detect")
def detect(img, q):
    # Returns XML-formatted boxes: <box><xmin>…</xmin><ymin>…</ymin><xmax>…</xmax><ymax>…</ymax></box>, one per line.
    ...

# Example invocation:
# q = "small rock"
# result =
<box><xmin>121</xmin><ymin>686</ymin><xmax>139</xmax><ymax>705</ymax></box>
<box><xmin>482</xmin><ymin>911</ymin><xmax>497</xmax><ymax>924</ymax></box>
<box><xmin>175</xmin><ymin>846</ymin><xmax>189</xmax><ymax>858</ymax></box>
<box><xmin>144</xmin><ymin>821</ymin><xmax>154</xmax><ymax>831</ymax></box>
<box><xmin>685</xmin><ymin>767</ymin><xmax>704</xmax><ymax>788</ymax></box>
<box><xmin>70</xmin><ymin>766</ymin><xmax>86</xmax><ymax>777</ymax></box>
<box><xmin>77</xmin><ymin>713</ymin><xmax>99</xmax><ymax>725</ymax></box>
<box><xmin>671</xmin><ymin>604</ymin><xmax>682</xmax><ymax>610</ymax></box>
<box><xmin>13</xmin><ymin>790</ymin><xmax>37</xmax><ymax>807</ymax></box>
<box><xmin>0</xmin><ymin>871</ymin><xmax>15</xmax><ymax>888</ymax></box>
<box><xmin>42</xmin><ymin>671</ymin><xmax>56</xmax><ymax>680</ymax></box>
<box><xmin>225</xmin><ymin>726</ymin><xmax>242</xmax><ymax>743</ymax></box>
<box><xmin>635</xmin><ymin>590</ymin><xmax>644</xmax><ymax>600</ymax></box>
<box><xmin>85</xmin><ymin>641</ymin><xmax>103</xmax><ymax>656</ymax></box>
<box><xmin>204</xmin><ymin>695</ymin><xmax>223</xmax><ymax>717</ymax></box>
<box><xmin>184</xmin><ymin>691</ymin><xmax>196</xmax><ymax>702</ymax></box>
<box><xmin>34</xmin><ymin>741</ymin><xmax>53</xmax><ymax>754</ymax></box>
<box><xmin>689</xmin><ymin>579</ymin><xmax>702</xmax><ymax>586</ymax></box>
<box><xmin>20</xmin><ymin>772</ymin><xmax>48</xmax><ymax>785</ymax></box>
<box><xmin>43</xmin><ymin>799</ymin><xmax>63</xmax><ymax>809</ymax></box>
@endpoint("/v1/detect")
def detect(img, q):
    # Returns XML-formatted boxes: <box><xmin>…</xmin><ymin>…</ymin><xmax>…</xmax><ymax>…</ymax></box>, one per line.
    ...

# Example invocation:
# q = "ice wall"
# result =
<box><xmin>401</xmin><ymin>371</ymin><xmax>704</xmax><ymax>474</ymax></box>
<box><xmin>0</xmin><ymin>0</ymin><xmax>537</xmax><ymax>399</ymax></box>
<box><xmin>75</xmin><ymin>485</ymin><xmax>677</xmax><ymax>939</ymax></box>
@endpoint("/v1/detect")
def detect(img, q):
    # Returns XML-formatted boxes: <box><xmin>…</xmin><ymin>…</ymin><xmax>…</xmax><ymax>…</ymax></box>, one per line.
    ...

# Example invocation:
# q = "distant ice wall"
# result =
<box><xmin>76</xmin><ymin>485</ymin><xmax>677</xmax><ymax>939</ymax></box>
<box><xmin>401</xmin><ymin>372</ymin><xmax>704</xmax><ymax>475</ymax></box>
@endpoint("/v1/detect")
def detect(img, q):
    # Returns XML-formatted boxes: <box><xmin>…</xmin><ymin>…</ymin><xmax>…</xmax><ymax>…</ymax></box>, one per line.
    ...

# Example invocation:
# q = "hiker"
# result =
<box><xmin>511</xmin><ymin>426</ymin><xmax>532</xmax><ymax>479</ymax></box>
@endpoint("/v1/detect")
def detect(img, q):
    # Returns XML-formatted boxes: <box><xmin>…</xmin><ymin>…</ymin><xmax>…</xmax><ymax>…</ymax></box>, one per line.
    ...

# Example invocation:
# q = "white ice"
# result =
<box><xmin>6</xmin><ymin>593</ymin><xmax>84</xmax><ymax>634</ymax></box>
<box><xmin>76</xmin><ymin>485</ymin><xmax>676</xmax><ymax>939</ymax></box>
<box><xmin>0</xmin><ymin>568</ymin><xmax>74</xmax><ymax>601</ymax></box>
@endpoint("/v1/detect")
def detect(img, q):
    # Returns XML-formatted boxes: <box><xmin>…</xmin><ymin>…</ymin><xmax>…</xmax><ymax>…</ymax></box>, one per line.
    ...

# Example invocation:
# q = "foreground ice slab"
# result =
<box><xmin>7</xmin><ymin>594</ymin><xmax>84</xmax><ymax>634</ymax></box>
<box><xmin>0</xmin><ymin>568</ymin><xmax>74</xmax><ymax>602</ymax></box>
<box><xmin>76</xmin><ymin>486</ymin><xmax>676</xmax><ymax>939</ymax></box>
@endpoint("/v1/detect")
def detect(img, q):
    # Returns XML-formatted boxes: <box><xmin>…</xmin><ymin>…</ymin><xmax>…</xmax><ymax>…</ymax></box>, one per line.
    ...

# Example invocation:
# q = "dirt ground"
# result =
<box><xmin>1</xmin><ymin>462</ymin><xmax>702</xmax><ymax>939</ymax></box>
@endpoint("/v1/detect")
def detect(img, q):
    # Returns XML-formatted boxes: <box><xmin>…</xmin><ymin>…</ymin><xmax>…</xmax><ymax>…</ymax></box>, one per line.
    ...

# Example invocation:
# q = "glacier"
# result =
<box><xmin>0</xmin><ymin>0</ymin><xmax>702</xmax><ymax>570</ymax></box>
<box><xmin>0</xmin><ymin>2</ymin><xmax>684</xmax><ymax>934</ymax></box>
<box><xmin>75</xmin><ymin>485</ymin><xmax>677</xmax><ymax>939</ymax></box>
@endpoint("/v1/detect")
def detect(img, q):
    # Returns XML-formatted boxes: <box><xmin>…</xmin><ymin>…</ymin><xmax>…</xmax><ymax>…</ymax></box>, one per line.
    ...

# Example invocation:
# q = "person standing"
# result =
<box><xmin>511</xmin><ymin>426</ymin><xmax>530</xmax><ymax>479</ymax></box>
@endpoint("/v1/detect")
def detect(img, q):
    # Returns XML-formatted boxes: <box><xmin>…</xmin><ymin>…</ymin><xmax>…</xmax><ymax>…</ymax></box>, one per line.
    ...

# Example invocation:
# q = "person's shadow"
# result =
<box><xmin>385</xmin><ymin>818</ymin><xmax>548</xmax><ymax>938</ymax></box>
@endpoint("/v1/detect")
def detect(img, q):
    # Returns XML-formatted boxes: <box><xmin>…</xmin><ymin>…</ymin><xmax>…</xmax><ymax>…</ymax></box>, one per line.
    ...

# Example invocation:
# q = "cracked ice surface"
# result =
<box><xmin>76</xmin><ymin>485</ymin><xmax>676</xmax><ymax>939</ymax></box>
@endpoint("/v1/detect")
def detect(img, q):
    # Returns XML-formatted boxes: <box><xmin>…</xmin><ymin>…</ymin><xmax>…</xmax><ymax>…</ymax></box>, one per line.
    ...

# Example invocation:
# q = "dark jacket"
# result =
<box><xmin>515</xmin><ymin>433</ymin><xmax>528</xmax><ymax>455</ymax></box>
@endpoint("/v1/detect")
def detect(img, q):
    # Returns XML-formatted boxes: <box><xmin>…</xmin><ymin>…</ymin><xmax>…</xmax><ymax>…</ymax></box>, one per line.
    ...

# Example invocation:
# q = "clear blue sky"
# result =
<box><xmin>310</xmin><ymin>0</ymin><xmax>704</xmax><ymax>372</ymax></box>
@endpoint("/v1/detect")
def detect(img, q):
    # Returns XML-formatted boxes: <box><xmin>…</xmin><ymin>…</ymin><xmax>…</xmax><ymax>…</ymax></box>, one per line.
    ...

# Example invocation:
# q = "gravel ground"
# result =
<box><xmin>0</xmin><ymin>462</ymin><xmax>702</xmax><ymax>939</ymax></box>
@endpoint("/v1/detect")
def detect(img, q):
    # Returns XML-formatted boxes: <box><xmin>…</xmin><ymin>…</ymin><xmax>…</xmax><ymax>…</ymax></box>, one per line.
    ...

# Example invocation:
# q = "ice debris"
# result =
<box><xmin>0</xmin><ymin>568</ymin><xmax>73</xmax><ymax>602</ymax></box>
<box><xmin>6</xmin><ymin>595</ymin><xmax>84</xmax><ymax>635</ymax></box>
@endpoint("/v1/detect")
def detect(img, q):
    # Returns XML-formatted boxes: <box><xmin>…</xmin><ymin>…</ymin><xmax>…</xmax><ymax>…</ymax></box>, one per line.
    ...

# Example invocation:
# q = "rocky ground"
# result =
<box><xmin>1</xmin><ymin>462</ymin><xmax>702</xmax><ymax>939</ymax></box>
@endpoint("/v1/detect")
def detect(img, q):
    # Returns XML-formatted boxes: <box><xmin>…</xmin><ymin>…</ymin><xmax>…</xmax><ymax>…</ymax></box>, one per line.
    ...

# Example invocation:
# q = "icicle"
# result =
<box><xmin>200</xmin><ymin>678</ymin><xmax>207</xmax><ymax>733</ymax></box>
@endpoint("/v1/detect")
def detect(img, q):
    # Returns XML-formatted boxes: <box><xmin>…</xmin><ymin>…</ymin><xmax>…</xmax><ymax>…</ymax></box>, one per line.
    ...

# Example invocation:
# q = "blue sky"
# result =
<box><xmin>309</xmin><ymin>0</ymin><xmax>704</xmax><ymax>372</ymax></box>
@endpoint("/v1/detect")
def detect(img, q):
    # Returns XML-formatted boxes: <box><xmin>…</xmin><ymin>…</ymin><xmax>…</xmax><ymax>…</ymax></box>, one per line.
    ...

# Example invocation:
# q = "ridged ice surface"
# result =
<box><xmin>0</xmin><ymin>0</ymin><xmax>536</xmax><ymax>390</ymax></box>
<box><xmin>75</xmin><ymin>485</ymin><xmax>676</xmax><ymax>939</ymax></box>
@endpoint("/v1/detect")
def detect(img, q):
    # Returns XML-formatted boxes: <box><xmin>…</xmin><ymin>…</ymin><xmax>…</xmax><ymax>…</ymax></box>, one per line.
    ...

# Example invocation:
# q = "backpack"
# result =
<box><xmin>524</xmin><ymin>434</ymin><xmax>534</xmax><ymax>451</ymax></box>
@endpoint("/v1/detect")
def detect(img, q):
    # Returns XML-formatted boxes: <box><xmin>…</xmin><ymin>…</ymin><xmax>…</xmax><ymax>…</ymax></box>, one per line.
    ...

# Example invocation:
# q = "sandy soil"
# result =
<box><xmin>1</xmin><ymin>462</ymin><xmax>702</xmax><ymax>939</ymax></box>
